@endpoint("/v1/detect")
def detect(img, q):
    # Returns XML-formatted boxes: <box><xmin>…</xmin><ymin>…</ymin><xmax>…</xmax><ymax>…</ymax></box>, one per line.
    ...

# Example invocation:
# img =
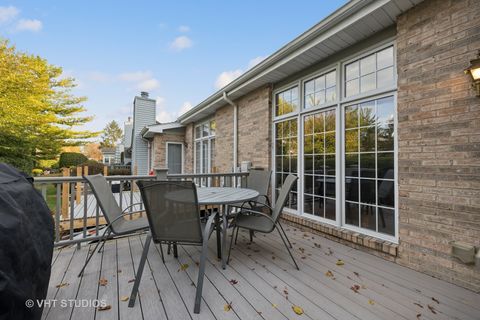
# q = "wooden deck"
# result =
<box><xmin>44</xmin><ymin>226</ymin><xmax>480</xmax><ymax>320</ymax></box>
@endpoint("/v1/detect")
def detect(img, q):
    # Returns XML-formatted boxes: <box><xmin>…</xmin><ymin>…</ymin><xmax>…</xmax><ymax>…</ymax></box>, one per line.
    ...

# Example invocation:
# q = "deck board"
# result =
<box><xmin>44</xmin><ymin>227</ymin><xmax>480</xmax><ymax>320</ymax></box>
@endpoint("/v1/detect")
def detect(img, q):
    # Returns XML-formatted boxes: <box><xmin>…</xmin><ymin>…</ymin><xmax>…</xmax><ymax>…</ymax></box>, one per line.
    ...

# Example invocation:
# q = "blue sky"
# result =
<box><xmin>1</xmin><ymin>0</ymin><xmax>347</xmax><ymax>133</ymax></box>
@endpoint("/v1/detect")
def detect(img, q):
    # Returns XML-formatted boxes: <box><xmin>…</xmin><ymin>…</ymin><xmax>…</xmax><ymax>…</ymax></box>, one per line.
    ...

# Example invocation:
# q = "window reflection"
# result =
<box><xmin>303</xmin><ymin>108</ymin><xmax>336</xmax><ymax>220</ymax></box>
<box><xmin>304</xmin><ymin>70</ymin><xmax>336</xmax><ymax>109</ymax></box>
<box><xmin>344</xmin><ymin>96</ymin><xmax>395</xmax><ymax>235</ymax></box>
<box><xmin>275</xmin><ymin>119</ymin><xmax>298</xmax><ymax>209</ymax></box>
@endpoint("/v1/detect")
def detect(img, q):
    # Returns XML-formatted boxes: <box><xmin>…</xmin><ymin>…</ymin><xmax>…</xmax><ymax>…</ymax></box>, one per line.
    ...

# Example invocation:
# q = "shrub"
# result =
<box><xmin>78</xmin><ymin>160</ymin><xmax>105</xmax><ymax>175</ymax></box>
<box><xmin>32</xmin><ymin>168</ymin><xmax>43</xmax><ymax>176</ymax></box>
<box><xmin>58</xmin><ymin>152</ymin><xmax>87</xmax><ymax>168</ymax></box>
<box><xmin>108</xmin><ymin>168</ymin><xmax>131</xmax><ymax>176</ymax></box>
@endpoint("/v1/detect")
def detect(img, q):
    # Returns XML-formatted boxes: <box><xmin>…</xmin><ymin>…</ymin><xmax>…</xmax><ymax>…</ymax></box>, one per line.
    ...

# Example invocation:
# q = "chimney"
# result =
<box><xmin>140</xmin><ymin>91</ymin><xmax>149</xmax><ymax>98</ymax></box>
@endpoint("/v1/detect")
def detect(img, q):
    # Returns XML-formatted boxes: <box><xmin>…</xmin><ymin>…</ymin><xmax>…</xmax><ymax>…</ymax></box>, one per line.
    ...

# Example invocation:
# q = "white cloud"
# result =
<box><xmin>178</xmin><ymin>25</ymin><xmax>190</xmax><ymax>32</ymax></box>
<box><xmin>179</xmin><ymin>101</ymin><xmax>193</xmax><ymax>115</ymax></box>
<box><xmin>137</xmin><ymin>78</ymin><xmax>160</xmax><ymax>91</ymax></box>
<box><xmin>247</xmin><ymin>56</ymin><xmax>266</xmax><ymax>69</ymax></box>
<box><xmin>16</xmin><ymin>19</ymin><xmax>42</xmax><ymax>32</ymax></box>
<box><xmin>156</xmin><ymin>96</ymin><xmax>166</xmax><ymax>108</ymax></box>
<box><xmin>213</xmin><ymin>55</ymin><xmax>267</xmax><ymax>90</ymax></box>
<box><xmin>169</xmin><ymin>35</ymin><xmax>193</xmax><ymax>51</ymax></box>
<box><xmin>214</xmin><ymin>69</ymin><xmax>243</xmax><ymax>90</ymax></box>
<box><xmin>118</xmin><ymin>71</ymin><xmax>160</xmax><ymax>92</ymax></box>
<box><xmin>0</xmin><ymin>6</ymin><xmax>19</xmax><ymax>24</ymax></box>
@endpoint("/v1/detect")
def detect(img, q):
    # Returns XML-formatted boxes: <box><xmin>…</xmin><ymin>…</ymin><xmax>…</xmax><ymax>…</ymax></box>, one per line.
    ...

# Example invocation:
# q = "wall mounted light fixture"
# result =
<box><xmin>465</xmin><ymin>51</ymin><xmax>480</xmax><ymax>96</ymax></box>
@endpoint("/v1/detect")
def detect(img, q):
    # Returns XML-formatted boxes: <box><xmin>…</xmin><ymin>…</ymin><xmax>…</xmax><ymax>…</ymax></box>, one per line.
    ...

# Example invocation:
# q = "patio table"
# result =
<box><xmin>196</xmin><ymin>187</ymin><xmax>259</xmax><ymax>269</ymax></box>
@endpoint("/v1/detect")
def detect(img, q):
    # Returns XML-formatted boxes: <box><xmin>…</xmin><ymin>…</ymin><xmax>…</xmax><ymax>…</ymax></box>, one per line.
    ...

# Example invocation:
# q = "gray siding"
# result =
<box><xmin>132</xmin><ymin>96</ymin><xmax>155</xmax><ymax>175</ymax></box>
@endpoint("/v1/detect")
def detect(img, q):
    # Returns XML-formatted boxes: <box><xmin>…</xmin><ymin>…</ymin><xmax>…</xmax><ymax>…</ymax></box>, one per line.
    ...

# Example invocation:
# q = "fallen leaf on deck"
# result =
<box><xmin>195</xmin><ymin>261</ymin><xmax>199</xmax><ymax>266</ymax></box>
<box><xmin>325</xmin><ymin>270</ymin><xmax>334</xmax><ymax>278</ymax></box>
<box><xmin>273</xmin><ymin>285</ymin><xmax>278</xmax><ymax>289</ymax></box>
<box><xmin>128</xmin><ymin>278</ymin><xmax>135</xmax><ymax>283</ymax></box>
<box><xmin>368</xmin><ymin>299</ymin><xmax>375</xmax><ymax>305</ymax></box>
<box><xmin>427</xmin><ymin>305</ymin><xmax>437</xmax><ymax>314</ymax></box>
<box><xmin>97</xmin><ymin>305</ymin><xmax>111</xmax><ymax>311</ymax></box>
<box><xmin>55</xmin><ymin>282</ymin><xmax>69</xmax><ymax>288</ymax></box>
<box><xmin>117</xmin><ymin>269</ymin><xmax>122</xmax><ymax>273</ymax></box>
<box><xmin>224</xmin><ymin>302</ymin><xmax>232</xmax><ymax>312</ymax></box>
<box><xmin>178</xmin><ymin>264</ymin><xmax>189</xmax><ymax>272</ymax></box>
<box><xmin>361</xmin><ymin>285</ymin><xmax>367</xmax><ymax>289</ymax></box>
<box><xmin>229</xmin><ymin>279</ymin><xmax>238</xmax><ymax>285</ymax></box>
<box><xmin>292</xmin><ymin>305</ymin><xmax>304</xmax><ymax>315</ymax></box>
<box><xmin>301</xmin><ymin>256</ymin><xmax>306</xmax><ymax>259</ymax></box>
<box><xmin>413</xmin><ymin>302</ymin><xmax>423</xmax><ymax>308</ymax></box>
<box><xmin>350</xmin><ymin>284</ymin><xmax>360</xmax><ymax>293</ymax></box>
<box><xmin>272</xmin><ymin>256</ymin><xmax>276</xmax><ymax>260</ymax></box>
<box><xmin>416</xmin><ymin>314</ymin><xmax>421</xmax><ymax>319</ymax></box>
<box><xmin>272</xmin><ymin>304</ymin><xmax>278</xmax><ymax>308</ymax></box>
<box><xmin>314</xmin><ymin>243</ymin><xmax>321</xmax><ymax>248</ymax></box>
<box><xmin>354</xmin><ymin>271</ymin><xmax>360</xmax><ymax>277</ymax></box>
<box><xmin>299</xmin><ymin>247</ymin><xmax>305</xmax><ymax>253</ymax></box>
<box><xmin>336</xmin><ymin>259</ymin><xmax>345</xmax><ymax>266</ymax></box>
<box><xmin>99</xmin><ymin>278</ymin><xmax>108</xmax><ymax>286</ymax></box>
<box><xmin>326</xmin><ymin>248</ymin><xmax>333</xmax><ymax>255</ymax></box>
<box><xmin>431</xmin><ymin>297</ymin><xmax>439</xmax><ymax>304</ymax></box>
<box><xmin>120</xmin><ymin>296</ymin><xmax>129</xmax><ymax>302</ymax></box>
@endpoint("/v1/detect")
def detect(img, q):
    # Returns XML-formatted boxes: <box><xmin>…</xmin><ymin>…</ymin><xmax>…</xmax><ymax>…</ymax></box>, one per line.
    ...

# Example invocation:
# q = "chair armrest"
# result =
<box><xmin>121</xmin><ymin>202</ymin><xmax>144</xmax><ymax>215</ymax></box>
<box><xmin>240</xmin><ymin>200</ymin><xmax>273</xmax><ymax>212</ymax></box>
<box><xmin>202</xmin><ymin>211</ymin><xmax>218</xmax><ymax>241</ymax></box>
<box><xmin>233</xmin><ymin>207</ymin><xmax>276</xmax><ymax>225</ymax></box>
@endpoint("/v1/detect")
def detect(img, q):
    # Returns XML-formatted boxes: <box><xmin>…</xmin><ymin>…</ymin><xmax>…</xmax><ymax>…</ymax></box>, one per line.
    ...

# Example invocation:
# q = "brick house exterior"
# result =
<box><xmin>396</xmin><ymin>0</ymin><xmax>480</xmax><ymax>291</ymax></box>
<box><xmin>141</xmin><ymin>0</ymin><xmax>480</xmax><ymax>291</ymax></box>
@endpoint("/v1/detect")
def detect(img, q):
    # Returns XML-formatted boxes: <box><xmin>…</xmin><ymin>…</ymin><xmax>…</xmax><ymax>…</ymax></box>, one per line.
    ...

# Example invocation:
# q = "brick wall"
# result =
<box><xmin>152</xmin><ymin>133</ymin><xmax>185</xmax><ymax>168</ymax></box>
<box><xmin>214</xmin><ymin>104</ymin><xmax>234</xmax><ymax>172</ymax></box>
<box><xmin>237</xmin><ymin>86</ymin><xmax>272</xmax><ymax>170</ymax></box>
<box><xmin>396</xmin><ymin>0</ymin><xmax>480</xmax><ymax>292</ymax></box>
<box><xmin>184</xmin><ymin>124</ymin><xmax>194</xmax><ymax>173</ymax></box>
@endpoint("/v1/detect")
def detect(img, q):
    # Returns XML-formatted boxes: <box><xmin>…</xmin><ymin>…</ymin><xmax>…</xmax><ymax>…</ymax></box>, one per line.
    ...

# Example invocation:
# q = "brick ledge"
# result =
<box><xmin>281</xmin><ymin>212</ymin><xmax>398</xmax><ymax>259</ymax></box>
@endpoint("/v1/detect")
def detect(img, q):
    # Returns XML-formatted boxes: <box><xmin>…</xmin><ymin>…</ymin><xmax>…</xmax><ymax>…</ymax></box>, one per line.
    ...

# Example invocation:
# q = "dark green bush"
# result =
<box><xmin>108</xmin><ymin>168</ymin><xmax>131</xmax><ymax>176</ymax></box>
<box><xmin>59</xmin><ymin>152</ymin><xmax>87</xmax><ymax>168</ymax></box>
<box><xmin>78</xmin><ymin>160</ymin><xmax>104</xmax><ymax>175</ymax></box>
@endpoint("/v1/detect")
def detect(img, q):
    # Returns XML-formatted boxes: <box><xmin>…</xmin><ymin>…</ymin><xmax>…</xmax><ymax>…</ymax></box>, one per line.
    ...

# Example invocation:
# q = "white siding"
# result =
<box><xmin>132</xmin><ymin>96</ymin><xmax>156</xmax><ymax>175</ymax></box>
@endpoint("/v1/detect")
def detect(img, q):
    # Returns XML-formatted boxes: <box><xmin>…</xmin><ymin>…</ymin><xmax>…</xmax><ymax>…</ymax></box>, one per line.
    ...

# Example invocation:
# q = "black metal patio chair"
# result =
<box><xmin>228</xmin><ymin>174</ymin><xmax>299</xmax><ymax>270</ymax></box>
<box><xmin>128</xmin><ymin>180</ymin><xmax>218</xmax><ymax>314</ymax></box>
<box><xmin>78</xmin><ymin>174</ymin><xmax>149</xmax><ymax>277</ymax></box>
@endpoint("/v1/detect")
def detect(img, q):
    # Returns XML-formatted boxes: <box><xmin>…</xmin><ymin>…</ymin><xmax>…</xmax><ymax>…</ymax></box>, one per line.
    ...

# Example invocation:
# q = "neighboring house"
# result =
<box><xmin>100</xmin><ymin>147</ymin><xmax>116</xmax><ymax>165</ymax></box>
<box><xmin>126</xmin><ymin>0</ymin><xmax>480</xmax><ymax>291</ymax></box>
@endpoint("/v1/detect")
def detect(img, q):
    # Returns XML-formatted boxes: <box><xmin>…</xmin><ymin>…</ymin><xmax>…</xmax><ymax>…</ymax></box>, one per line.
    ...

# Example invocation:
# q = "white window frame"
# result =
<box><xmin>166</xmin><ymin>142</ymin><xmax>184</xmax><ymax>174</ymax></box>
<box><xmin>271</xmin><ymin>39</ymin><xmax>398</xmax><ymax>243</ymax></box>
<box><xmin>194</xmin><ymin>119</ymin><xmax>215</xmax><ymax>174</ymax></box>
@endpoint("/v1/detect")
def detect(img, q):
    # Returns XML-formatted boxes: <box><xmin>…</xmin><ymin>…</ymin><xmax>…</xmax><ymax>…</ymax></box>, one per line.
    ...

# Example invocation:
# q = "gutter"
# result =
<box><xmin>222</xmin><ymin>92</ymin><xmax>238</xmax><ymax>172</ymax></box>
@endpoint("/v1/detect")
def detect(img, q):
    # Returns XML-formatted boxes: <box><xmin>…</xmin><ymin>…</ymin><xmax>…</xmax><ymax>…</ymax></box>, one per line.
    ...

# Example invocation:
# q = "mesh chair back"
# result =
<box><xmin>84</xmin><ymin>174</ymin><xmax>123</xmax><ymax>230</ymax></box>
<box><xmin>138</xmin><ymin>180</ymin><xmax>203</xmax><ymax>244</ymax></box>
<box><xmin>272</xmin><ymin>174</ymin><xmax>298</xmax><ymax>222</ymax></box>
<box><xmin>247</xmin><ymin>169</ymin><xmax>272</xmax><ymax>199</ymax></box>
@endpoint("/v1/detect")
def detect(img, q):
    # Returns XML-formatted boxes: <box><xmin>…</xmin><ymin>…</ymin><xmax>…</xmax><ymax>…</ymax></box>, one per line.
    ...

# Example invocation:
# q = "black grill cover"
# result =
<box><xmin>0</xmin><ymin>163</ymin><xmax>54</xmax><ymax>320</ymax></box>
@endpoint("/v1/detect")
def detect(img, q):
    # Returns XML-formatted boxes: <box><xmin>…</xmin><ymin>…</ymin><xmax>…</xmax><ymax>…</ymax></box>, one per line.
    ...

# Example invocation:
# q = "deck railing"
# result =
<box><xmin>33</xmin><ymin>171</ymin><xmax>249</xmax><ymax>247</ymax></box>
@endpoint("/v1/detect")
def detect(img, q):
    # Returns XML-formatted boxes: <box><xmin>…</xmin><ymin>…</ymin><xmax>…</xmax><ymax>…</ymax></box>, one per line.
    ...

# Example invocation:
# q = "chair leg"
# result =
<box><xmin>128</xmin><ymin>234</ymin><xmax>152</xmax><ymax>308</ymax></box>
<box><xmin>234</xmin><ymin>226</ymin><xmax>239</xmax><ymax>245</ymax></box>
<box><xmin>278</xmin><ymin>221</ymin><xmax>292</xmax><ymax>248</ymax></box>
<box><xmin>167</xmin><ymin>242</ymin><xmax>171</xmax><ymax>255</ymax></box>
<box><xmin>227</xmin><ymin>226</ymin><xmax>237</xmax><ymax>265</ymax></box>
<box><xmin>173</xmin><ymin>243</ymin><xmax>178</xmax><ymax>258</ymax></box>
<box><xmin>194</xmin><ymin>240</ymin><xmax>209</xmax><ymax>314</ymax></box>
<box><xmin>159</xmin><ymin>243</ymin><xmax>165</xmax><ymax>263</ymax></box>
<box><xmin>275</xmin><ymin>225</ymin><xmax>299</xmax><ymax>270</ymax></box>
<box><xmin>77</xmin><ymin>228</ymin><xmax>110</xmax><ymax>277</ymax></box>
<box><xmin>97</xmin><ymin>229</ymin><xmax>111</xmax><ymax>253</ymax></box>
<box><xmin>249</xmin><ymin>230</ymin><xmax>254</xmax><ymax>243</ymax></box>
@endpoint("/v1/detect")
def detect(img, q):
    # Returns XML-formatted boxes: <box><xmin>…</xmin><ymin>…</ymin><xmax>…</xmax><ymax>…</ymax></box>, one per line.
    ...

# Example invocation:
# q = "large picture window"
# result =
<box><xmin>272</xmin><ymin>42</ymin><xmax>396</xmax><ymax>241</ymax></box>
<box><xmin>274</xmin><ymin>118</ymin><xmax>298</xmax><ymax>209</ymax></box>
<box><xmin>194</xmin><ymin>120</ymin><xmax>216</xmax><ymax>173</ymax></box>
<box><xmin>303</xmin><ymin>109</ymin><xmax>336</xmax><ymax>220</ymax></box>
<box><xmin>344</xmin><ymin>96</ymin><xmax>395</xmax><ymax>235</ymax></box>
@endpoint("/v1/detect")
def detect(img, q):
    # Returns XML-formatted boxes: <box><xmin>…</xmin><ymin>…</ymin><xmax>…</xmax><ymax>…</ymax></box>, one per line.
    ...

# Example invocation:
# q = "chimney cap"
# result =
<box><xmin>140</xmin><ymin>91</ymin><xmax>149</xmax><ymax>98</ymax></box>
